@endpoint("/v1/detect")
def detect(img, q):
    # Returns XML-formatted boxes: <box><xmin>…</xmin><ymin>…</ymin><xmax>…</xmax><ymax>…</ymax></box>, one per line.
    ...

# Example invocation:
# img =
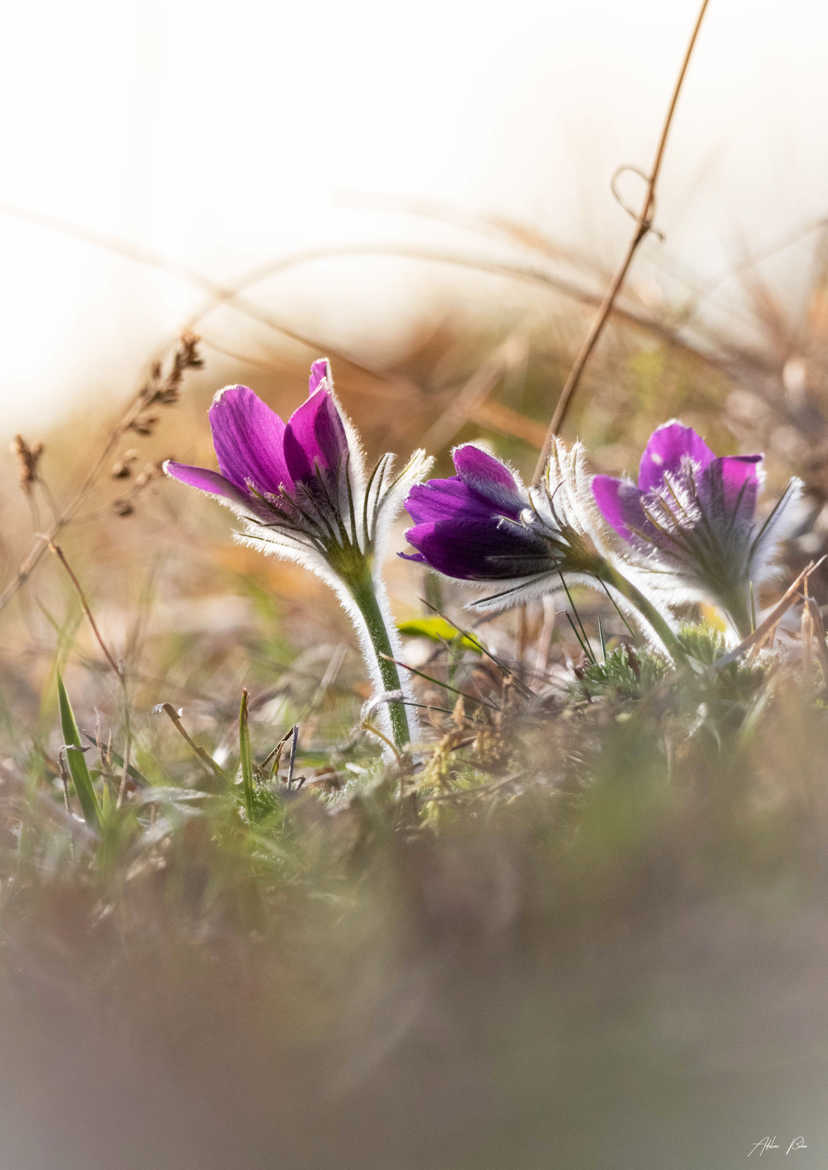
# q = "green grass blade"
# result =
<box><xmin>81</xmin><ymin>730</ymin><xmax>150</xmax><ymax>788</ymax></box>
<box><xmin>239</xmin><ymin>688</ymin><xmax>255</xmax><ymax>822</ymax></box>
<box><xmin>57</xmin><ymin>673</ymin><xmax>101</xmax><ymax>830</ymax></box>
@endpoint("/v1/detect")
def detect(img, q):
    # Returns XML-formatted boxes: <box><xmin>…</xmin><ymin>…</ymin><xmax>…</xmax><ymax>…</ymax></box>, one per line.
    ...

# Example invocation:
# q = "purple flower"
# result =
<box><xmin>405</xmin><ymin>446</ymin><xmax>549</xmax><ymax>578</ymax></box>
<box><xmin>164</xmin><ymin>359</ymin><xmax>432</xmax><ymax>754</ymax></box>
<box><xmin>165</xmin><ymin>359</ymin><xmax>430</xmax><ymax>583</ymax></box>
<box><xmin>403</xmin><ymin>439</ymin><xmax>611</xmax><ymax>612</ymax></box>
<box><xmin>592</xmin><ymin>421</ymin><xmax>802</xmax><ymax>636</ymax></box>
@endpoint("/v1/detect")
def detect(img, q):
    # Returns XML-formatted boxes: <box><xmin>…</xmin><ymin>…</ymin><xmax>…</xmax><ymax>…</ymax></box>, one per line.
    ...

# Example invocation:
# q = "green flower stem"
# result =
<box><xmin>599</xmin><ymin>561</ymin><xmax>687</xmax><ymax>663</ymax></box>
<box><xmin>719</xmin><ymin>586</ymin><xmax>753</xmax><ymax>641</ymax></box>
<box><xmin>348</xmin><ymin>572</ymin><xmax>411</xmax><ymax>752</ymax></box>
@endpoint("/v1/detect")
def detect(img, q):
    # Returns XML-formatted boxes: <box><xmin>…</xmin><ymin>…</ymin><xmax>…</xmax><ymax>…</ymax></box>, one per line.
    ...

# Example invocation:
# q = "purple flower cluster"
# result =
<box><xmin>166</xmin><ymin>355</ymin><xmax>803</xmax><ymax>728</ymax></box>
<box><xmin>401</xmin><ymin>420</ymin><xmax>800</xmax><ymax>641</ymax></box>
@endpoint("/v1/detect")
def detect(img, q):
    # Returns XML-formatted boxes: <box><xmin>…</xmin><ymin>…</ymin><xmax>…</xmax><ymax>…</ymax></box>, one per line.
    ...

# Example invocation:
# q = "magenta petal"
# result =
<box><xmin>209</xmin><ymin>386</ymin><xmax>292</xmax><ymax>495</ymax></box>
<box><xmin>715</xmin><ymin>454</ymin><xmax>761</xmax><ymax>504</ymax></box>
<box><xmin>699</xmin><ymin>455</ymin><xmax>761</xmax><ymax>522</ymax></box>
<box><xmin>308</xmin><ymin>357</ymin><xmax>332</xmax><ymax>397</ymax></box>
<box><xmin>403</xmin><ymin>518</ymin><xmax>549</xmax><ymax>580</ymax></box>
<box><xmin>164</xmin><ymin>462</ymin><xmax>254</xmax><ymax>509</ymax></box>
<box><xmin>405</xmin><ymin>477</ymin><xmax>495</xmax><ymax>526</ymax></box>
<box><xmin>283</xmin><ymin>388</ymin><xmax>348</xmax><ymax>483</ymax></box>
<box><xmin>452</xmin><ymin>445</ymin><xmax>523</xmax><ymax>517</ymax></box>
<box><xmin>592</xmin><ymin>475</ymin><xmax>649</xmax><ymax>542</ymax></box>
<box><xmin>638</xmin><ymin>423</ymin><xmax>715</xmax><ymax>493</ymax></box>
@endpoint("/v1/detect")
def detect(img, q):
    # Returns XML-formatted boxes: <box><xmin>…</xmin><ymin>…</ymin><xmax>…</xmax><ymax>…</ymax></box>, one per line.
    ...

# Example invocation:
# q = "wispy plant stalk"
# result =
<box><xmin>533</xmin><ymin>0</ymin><xmax>711</xmax><ymax>472</ymax></box>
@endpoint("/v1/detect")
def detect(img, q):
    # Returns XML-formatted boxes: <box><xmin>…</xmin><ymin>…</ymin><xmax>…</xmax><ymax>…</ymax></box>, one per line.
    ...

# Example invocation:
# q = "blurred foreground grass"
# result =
<box><xmin>2</xmin><ymin>245</ymin><xmax>828</xmax><ymax>1168</ymax></box>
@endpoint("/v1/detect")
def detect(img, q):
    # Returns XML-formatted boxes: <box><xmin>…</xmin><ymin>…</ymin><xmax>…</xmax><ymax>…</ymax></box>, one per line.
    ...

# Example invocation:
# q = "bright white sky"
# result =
<box><xmin>1</xmin><ymin>0</ymin><xmax>826</xmax><ymax>434</ymax></box>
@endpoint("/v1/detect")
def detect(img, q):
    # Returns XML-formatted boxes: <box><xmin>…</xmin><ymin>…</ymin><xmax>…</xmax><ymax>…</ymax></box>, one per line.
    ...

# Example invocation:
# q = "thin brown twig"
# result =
<box><xmin>474</xmin><ymin>401</ymin><xmax>548</xmax><ymax>447</ymax></box>
<box><xmin>804</xmin><ymin>596</ymin><xmax>828</xmax><ymax>685</ymax></box>
<box><xmin>157</xmin><ymin>703</ymin><xmax>226</xmax><ymax>782</ymax></box>
<box><xmin>49</xmin><ymin>540</ymin><xmax>136</xmax><ymax>807</ymax></box>
<box><xmin>2</xmin><ymin>200</ymin><xmax>755</xmax><ymax>398</ymax></box>
<box><xmin>533</xmin><ymin>0</ymin><xmax>711</xmax><ymax>480</ymax></box>
<box><xmin>49</xmin><ymin>539</ymin><xmax>136</xmax><ymax>808</ymax></box>
<box><xmin>715</xmin><ymin>558</ymin><xmax>827</xmax><ymax>668</ymax></box>
<box><xmin>193</xmin><ymin>241</ymin><xmax>741</xmax><ymax>377</ymax></box>
<box><xmin>49</xmin><ymin>542</ymin><xmax>122</xmax><ymax>679</ymax></box>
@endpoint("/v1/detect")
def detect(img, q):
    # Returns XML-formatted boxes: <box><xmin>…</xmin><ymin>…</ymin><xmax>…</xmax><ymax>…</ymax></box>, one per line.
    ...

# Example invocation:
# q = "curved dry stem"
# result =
<box><xmin>533</xmin><ymin>0</ymin><xmax>711</xmax><ymax>478</ymax></box>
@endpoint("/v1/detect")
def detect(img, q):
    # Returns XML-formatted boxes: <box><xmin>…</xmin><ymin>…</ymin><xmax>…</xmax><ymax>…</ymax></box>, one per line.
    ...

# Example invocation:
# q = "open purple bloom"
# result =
<box><xmin>592</xmin><ymin>421</ymin><xmax>802</xmax><ymax>637</ymax></box>
<box><xmin>165</xmin><ymin>359</ymin><xmax>430</xmax><ymax>585</ymax></box>
<box><xmin>164</xmin><ymin>360</ymin><xmax>433</xmax><ymax>753</ymax></box>
<box><xmin>403</xmin><ymin>439</ymin><xmax>614</xmax><ymax>613</ymax></box>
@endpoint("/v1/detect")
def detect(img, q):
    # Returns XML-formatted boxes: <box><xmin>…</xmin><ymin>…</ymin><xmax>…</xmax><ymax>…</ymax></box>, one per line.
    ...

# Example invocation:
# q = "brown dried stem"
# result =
<box><xmin>49</xmin><ymin>539</ymin><xmax>135</xmax><ymax>808</ymax></box>
<box><xmin>49</xmin><ymin>542</ymin><xmax>122</xmax><ymax>680</ymax></box>
<box><xmin>2</xmin><ymin>198</ymin><xmax>764</xmax><ymax>400</ymax></box>
<box><xmin>533</xmin><ymin>0</ymin><xmax>711</xmax><ymax>480</ymax></box>
<box><xmin>0</xmin><ymin>334</ymin><xmax>202</xmax><ymax>615</ymax></box>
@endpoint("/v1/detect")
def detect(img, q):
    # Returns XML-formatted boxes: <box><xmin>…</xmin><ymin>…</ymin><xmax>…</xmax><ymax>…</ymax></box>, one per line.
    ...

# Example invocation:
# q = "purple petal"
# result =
<box><xmin>638</xmin><ymin>422</ymin><xmax>715</xmax><ymax>493</ymax></box>
<box><xmin>698</xmin><ymin>455</ymin><xmax>761</xmax><ymax>524</ymax></box>
<box><xmin>283</xmin><ymin>387</ymin><xmax>349</xmax><ymax>484</ymax></box>
<box><xmin>713</xmin><ymin>454</ymin><xmax>761</xmax><ymax>506</ymax></box>
<box><xmin>403</xmin><ymin>517</ymin><xmax>549</xmax><ymax>580</ymax></box>
<box><xmin>592</xmin><ymin>475</ymin><xmax>650</xmax><ymax>543</ymax></box>
<box><xmin>405</xmin><ymin>477</ymin><xmax>496</xmax><ymax>526</ymax></box>
<box><xmin>452</xmin><ymin>445</ymin><xmax>524</xmax><ymax>517</ymax></box>
<box><xmin>209</xmin><ymin>386</ymin><xmax>293</xmax><ymax>495</ymax></box>
<box><xmin>164</xmin><ymin>461</ymin><xmax>267</xmax><ymax>516</ymax></box>
<box><xmin>308</xmin><ymin>357</ymin><xmax>332</xmax><ymax>396</ymax></box>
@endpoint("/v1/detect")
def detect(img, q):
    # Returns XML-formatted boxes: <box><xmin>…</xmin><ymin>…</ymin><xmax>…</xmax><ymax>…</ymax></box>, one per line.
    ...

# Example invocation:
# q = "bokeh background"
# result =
<box><xmin>1</xmin><ymin>0</ymin><xmax>826</xmax><ymax>433</ymax></box>
<box><xmin>2</xmin><ymin>3</ymin><xmax>828</xmax><ymax>1168</ymax></box>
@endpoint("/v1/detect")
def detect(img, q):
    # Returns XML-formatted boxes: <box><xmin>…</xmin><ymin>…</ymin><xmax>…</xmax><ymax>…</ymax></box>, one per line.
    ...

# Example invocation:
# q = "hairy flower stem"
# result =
<box><xmin>599</xmin><ymin>561</ymin><xmax>687</xmax><ymax>664</ymax></box>
<box><xmin>719</xmin><ymin>588</ymin><xmax>753</xmax><ymax>641</ymax></box>
<box><xmin>348</xmin><ymin>572</ymin><xmax>411</xmax><ymax>752</ymax></box>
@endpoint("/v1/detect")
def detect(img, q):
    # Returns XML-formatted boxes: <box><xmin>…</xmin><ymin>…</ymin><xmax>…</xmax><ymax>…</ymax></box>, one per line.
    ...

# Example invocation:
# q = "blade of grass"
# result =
<box><xmin>81</xmin><ymin>730</ymin><xmax>149</xmax><ymax>788</ymax></box>
<box><xmin>57</xmin><ymin>673</ymin><xmax>100</xmax><ymax>831</ymax></box>
<box><xmin>380</xmin><ymin>654</ymin><xmax>500</xmax><ymax>711</ymax></box>
<box><xmin>239</xmin><ymin>689</ymin><xmax>255</xmax><ymax>821</ymax></box>
<box><xmin>559</xmin><ymin>574</ymin><xmax>595</xmax><ymax>664</ymax></box>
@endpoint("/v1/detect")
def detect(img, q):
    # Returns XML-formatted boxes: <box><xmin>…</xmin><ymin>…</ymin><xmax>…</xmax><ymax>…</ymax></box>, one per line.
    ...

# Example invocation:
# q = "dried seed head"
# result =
<box><xmin>141</xmin><ymin>333</ymin><xmax>204</xmax><ymax>409</ymax></box>
<box><xmin>111</xmin><ymin>450</ymin><xmax>141</xmax><ymax>479</ymax></box>
<box><xmin>129</xmin><ymin>416</ymin><xmax>158</xmax><ymax>436</ymax></box>
<box><xmin>11</xmin><ymin>434</ymin><xmax>45</xmax><ymax>494</ymax></box>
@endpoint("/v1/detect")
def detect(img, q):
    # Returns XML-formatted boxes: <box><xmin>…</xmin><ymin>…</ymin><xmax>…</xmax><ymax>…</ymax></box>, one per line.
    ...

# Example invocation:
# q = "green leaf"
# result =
<box><xmin>57</xmin><ymin>673</ymin><xmax>100</xmax><ymax>830</ymax></box>
<box><xmin>397</xmin><ymin>617</ymin><xmax>483</xmax><ymax>653</ymax></box>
